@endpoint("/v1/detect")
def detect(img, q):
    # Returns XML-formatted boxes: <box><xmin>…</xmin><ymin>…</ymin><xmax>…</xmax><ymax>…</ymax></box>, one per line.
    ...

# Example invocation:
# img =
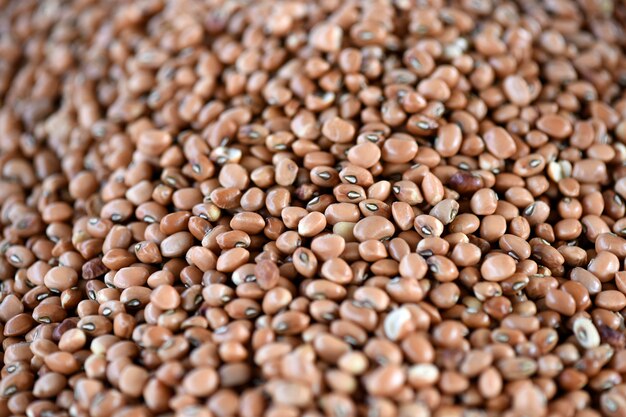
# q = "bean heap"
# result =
<box><xmin>1</xmin><ymin>0</ymin><xmax>626</xmax><ymax>416</ymax></box>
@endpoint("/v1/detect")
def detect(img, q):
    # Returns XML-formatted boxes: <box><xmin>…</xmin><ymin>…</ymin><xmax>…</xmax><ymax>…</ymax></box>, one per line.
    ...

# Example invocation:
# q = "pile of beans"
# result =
<box><xmin>2</xmin><ymin>0</ymin><xmax>626</xmax><ymax>416</ymax></box>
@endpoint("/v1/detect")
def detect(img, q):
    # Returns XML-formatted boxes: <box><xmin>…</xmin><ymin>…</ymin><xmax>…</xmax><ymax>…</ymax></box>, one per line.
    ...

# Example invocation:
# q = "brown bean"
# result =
<box><xmin>231</xmin><ymin>212</ymin><xmax>265</xmax><ymax>235</ymax></box>
<box><xmin>2</xmin><ymin>2</ymin><xmax>625</xmax><ymax>414</ymax></box>
<box><xmin>363</xmin><ymin>365</ymin><xmax>406</xmax><ymax>397</ymax></box>
<box><xmin>536</xmin><ymin>114</ymin><xmax>572</xmax><ymax>139</ymax></box>
<box><xmin>119</xmin><ymin>365</ymin><xmax>149</xmax><ymax>397</ymax></box>
<box><xmin>480</xmin><ymin>254</ymin><xmax>516</xmax><ymax>282</ymax></box>
<box><xmin>33</xmin><ymin>372</ymin><xmax>67</xmax><ymax>398</ymax></box>
<box><xmin>322</xmin><ymin>117</ymin><xmax>354</xmax><ymax>143</ymax></box>
<box><xmin>545</xmin><ymin>289</ymin><xmax>576</xmax><ymax>316</ymax></box>
<box><xmin>298</xmin><ymin>212</ymin><xmax>327</xmax><ymax>237</ymax></box>
<box><xmin>43</xmin><ymin>266</ymin><xmax>78</xmax><ymax>292</ymax></box>
<box><xmin>482</xmin><ymin>127</ymin><xmax>516</xmax><ymax>159</ymax></box>
<box><xmin>470</xmin><ymin>189</ymin><xmax>498</xmax><ymax>215</ymax></box>
<box><xmin>216</xmin><ymin>247</ymin><xmax>250</xmax><ymax>272</ymax></box>
<box><xmin>353</xmin><ymin>216</ymin><xmax>395</xmax><ymax>242</ymax></box>
<box><xmin>160</xmin><ymin>232</ymin><xmax>194</xmax><ymax>258</ymax></box>
<box><xmin>347</xmin><ymin>142</ymin><xmax>381</xmax><ymax>169</ymax></box>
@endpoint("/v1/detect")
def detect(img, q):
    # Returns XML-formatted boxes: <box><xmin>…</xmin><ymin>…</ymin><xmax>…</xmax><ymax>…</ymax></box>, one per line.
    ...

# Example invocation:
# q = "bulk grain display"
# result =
<box><xmin>0</xmin><ymin>0</ymin><xmax>625</xmax><ymax>416</ymax></box>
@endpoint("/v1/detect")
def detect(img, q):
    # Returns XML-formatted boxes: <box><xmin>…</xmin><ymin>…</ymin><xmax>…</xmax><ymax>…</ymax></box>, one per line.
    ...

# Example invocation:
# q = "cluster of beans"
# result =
<box><xmin>2</xmin><ymin>0</ymin><xmax>626</xmax><ymax>416</ymax></box>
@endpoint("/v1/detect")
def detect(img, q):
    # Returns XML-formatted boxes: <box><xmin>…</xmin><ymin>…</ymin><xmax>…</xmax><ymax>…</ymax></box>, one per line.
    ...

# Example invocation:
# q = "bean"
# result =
<box><xmin>347</xmin><ymin>142</ymin><xmax>381</xmax><ymax>169</ymax></box>
<box><xmin>0</xmin><ymin>1</ymin><xmax>624</xmax><ymax>414</ymax></box>
<box><xmin>363</xmin><ymin>365</ymin><xmax>406</xmax><ymax>397</ymax></box>
<box><xmin>33</xmin><ymin>372</ymin><xmax>66</xmax><ymax>398</ymax></box>
<box><xmin>483</xmin><ymin>127</ymin><xmax>516</xmax><ymax>159</ymax></box>
<box><xmin>536</xmin><ymin>114</ymin><xmax>573</xmax><ymax>139</ymax></box>
<box><xmin>353</xmin><ymin>216</ymin><xmax>395</xmax><ymax>242</ymax></box>
<box><xmin>480</xmin><ymin>253</ymin><xmax>516</xmax><ymax>282</ymax></box>
<box><xmin>4</xmin><ymin>313</ymin><xmax>34</xmax><ymax>336</ymax></box>
<box><xmin>216</xmin><ymin>248</ymin><xmax>250</xmax><ymax>272</ymax></box>
<box><xmin>545</xmin><ymin>289</ymin><xmax>576</xmax><ymax>316</ymax></box>
<box><xmin>119</xmin><ymin>365</ymin><xmax>149</xmax><ymax>397</ymax></box>
<box><xmin>298</xmin><ymin>212</ymin><xmax>327</xmax><ymax>237</ymax></box>
<box><xmin>43</xmin><ymin>266</ymin><xmax>78</xmax><ymax>292</ymax></box>
<box><xmin>113</xmin><ymin>267</ymin><xmax>150</xmax><ymax>289</ymax></box>
<box><xmin>470</xmin><ymin>189</ymin><xmax>498</xmax><ymax>215</ymax></box>
<box><xmin>150</xmin><ymin>285</ymin><xmax>181</xmax><ymax>310</ymax></box>
<box><xmin>160</xmin><ymin>232</ymin><xmax>194</xmax><ymax>258</ymax></box>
